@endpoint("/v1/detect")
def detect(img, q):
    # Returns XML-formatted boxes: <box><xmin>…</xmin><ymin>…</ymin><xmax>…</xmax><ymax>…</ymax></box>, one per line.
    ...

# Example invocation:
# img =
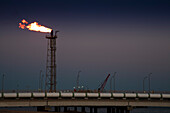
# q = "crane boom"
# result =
<box><xmin>98</xmin><ymin>74</ymin><xmax>111</xmax><ymax>92</ymax></box>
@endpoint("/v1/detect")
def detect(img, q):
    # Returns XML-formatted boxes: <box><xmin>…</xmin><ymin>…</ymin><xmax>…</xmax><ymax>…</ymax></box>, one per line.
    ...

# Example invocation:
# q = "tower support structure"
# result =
<box><xmin>45</xmin><ymin>30</ymin><xmax>59</xmax><ymax>92</ymax></box>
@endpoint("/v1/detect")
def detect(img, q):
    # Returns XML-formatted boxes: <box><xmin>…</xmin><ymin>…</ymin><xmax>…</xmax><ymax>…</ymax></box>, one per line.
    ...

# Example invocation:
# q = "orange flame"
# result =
<box><xmin>22</xmin><ymin>19</ymin><xmax>28</xmax><ymax>24</ymax></box>
<box><xmin>19</xmin><ymin>23</ymin><xmax>25</xmax><ymax>29</ymax></box>
<box><xmin>19</xmin><ymin>19</ymin><xmax>52</xmax><ymax>33</ymax></box>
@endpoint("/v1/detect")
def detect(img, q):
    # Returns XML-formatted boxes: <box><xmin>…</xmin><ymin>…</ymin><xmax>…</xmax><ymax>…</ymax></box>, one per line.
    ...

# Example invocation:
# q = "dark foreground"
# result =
<box><xmin>0</xmin><ymin>110</ymin><xmax>82</xmax><ymax>113</ymax></box>
<box><xmin>0</xmin><ymin>110</ymin><xmax>52</xmax><ymax>113</ymax></box>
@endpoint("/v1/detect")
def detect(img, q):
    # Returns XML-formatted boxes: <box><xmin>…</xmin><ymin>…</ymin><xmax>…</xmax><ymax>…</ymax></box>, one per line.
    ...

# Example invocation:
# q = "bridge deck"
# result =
<box><xmin>0</xmin><ymin>92</ymin><xmax>170</xmax><ymax>108</ymax></box>
<box><xmin>0</xmin><ymin>99</ymin><xmax>170</xmax><ymax>107</ymax></box>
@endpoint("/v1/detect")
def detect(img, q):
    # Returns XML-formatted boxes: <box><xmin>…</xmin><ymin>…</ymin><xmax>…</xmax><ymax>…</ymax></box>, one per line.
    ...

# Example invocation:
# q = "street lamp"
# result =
<box><xmin>17</xmin><ymin>83</ymin><xmax>19</xmax><ymax>92</ymax></box>
<box><xmin>148</xmin><ymin>73</ymin><xmax>152</xmax><ymax>93</ymax></box>
<box><xmin>143</xmin><ymin>76</ymin><xmax>148</xmax><ymax>93</ymax></box>
<box><xmin>41</xmin><ymin>73</ymin><xmax>44</xmax><ymax>92</ymax></box>
<box><xmin>76</xmin><ymin>70</ymin><xmax>81</xmax><ymax>89</ymax></box>
<box><xmin>1</xmin><ymin>74</ymin><xmax>5</xmax><ymax>93</ymax></box>
<box><xmin>39</xmin><ymin>70</ymin><xmax>42</xmax><ymax>92</ymax></box>
<box><xmin>110</xmin><ymin>72</ymin><xmax>117</xmax><ymax>92</ymax></box>
<box><xmin>26</xmin><ymin>85</ymin><xmax>30</xmax><ymax>92</ymax></box>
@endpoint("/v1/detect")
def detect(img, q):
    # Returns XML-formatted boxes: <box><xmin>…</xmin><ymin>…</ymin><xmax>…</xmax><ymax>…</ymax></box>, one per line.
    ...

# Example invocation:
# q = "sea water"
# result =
<box><xmin>1</xmin><ymin>107</ymin><xmax>170</xmax><ymax>113</ymax></box>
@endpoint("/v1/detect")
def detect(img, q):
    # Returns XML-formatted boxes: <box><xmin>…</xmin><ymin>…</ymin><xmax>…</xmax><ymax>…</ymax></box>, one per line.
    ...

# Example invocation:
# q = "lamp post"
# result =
<box><xmin>39</xmin><ymin>70</ymin><xmax>42</xmax><ymax>92</ymax></box>
<box><xmin>2</xmin><ymin>74</ymin><xmax>5</xmax><ymax>93</ymax></box>
<box><xmin>76</xmin><ymin>70</ymin><xmax>81</xmax><ymax>89</ymax></box>
<box><xmin>17</xmin><ymin>83</ymin><xmax>19</xmax><ymax>92</ymax></box>
<box><xmin>143</xmin><ymin>76</ymin><xmax>148</xmax><ymax>93</ymax></box>
<box><xmin>41</xmin><ymin>73</ymin><xmax>44</xmax><ymax>92</ymax></box>
<box><xmin>26</xmin><ymin>85</ymin><xmax>30</xmax><ymax>92</ymax></box>
<box><xmin>110</xmin><ymin>72</ymin><xmax>116</xmax><ymax>92</ymax></box>
<box><xmin>148</xmin><ymin>73</ymin><xmax>152</xmax><ymax>93</ymax></box>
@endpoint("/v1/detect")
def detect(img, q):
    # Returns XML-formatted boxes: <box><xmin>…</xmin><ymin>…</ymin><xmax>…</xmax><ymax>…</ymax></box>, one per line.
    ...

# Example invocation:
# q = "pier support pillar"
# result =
<box><xmin>74</xmin><ymin>106</ymin><xmax>77</xmax><ymax>111</ymax></box>
<box><xmin>82</xmin><ymin>106</ymin><xmax>85</xmax><ymax>112</ymax></box>
<box><xmin>64</xmin><ymin>106</ymin><xmax>67</xmax><ymax>112</ymax></box>
<box><xmin>37</xmin><ymin>106</ymin><xmax>47</xmax><ymax>112</ymax></box>
<box><xmin>112</xmin><ymin>107</ymin><xmax>116</xmax><ymax>113</ymax></box>
<box><xmin>126</xmin><ymin>106</ymin><xmax>132</xmax><ymax>113</ymax></box>
<box><xmin>107</xmin><ymin>107</ymin><xmax>111</xmax><ymax>113</ymax></box>
<box><xmin>55</xmin><ymin>106</ymin><xmax>60</xmax><ymax>112</ymax></box>
<box><xmin>125</xmin><ymin>109</ymin><xmax>130</xmax><ymax>113</ymax></box>
<box><xmin>120</xmin><ymin>107</ymin><xmax>124</xmax><ymax>113</ymax></box>
<box><xmin>94</xmin><ymin>107</ymin><xmax>97</xmax><ymax>113</ymax></box>
<box><xmin>116</xmin><ymin>107</ymin><xmax>119</xmax><ymax>113</ymax></box>
<box><xmin>90</xmin><ymin>107</ymin><xmax>93</xmax><ymax>113</ymax></box>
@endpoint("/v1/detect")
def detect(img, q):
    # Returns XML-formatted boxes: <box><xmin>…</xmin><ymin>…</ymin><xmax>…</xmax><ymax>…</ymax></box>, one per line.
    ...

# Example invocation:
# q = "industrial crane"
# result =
<box><xmin>98</xmin><ymin>74</ymin><xmax>111</xmax><ymax>92</ymax></box>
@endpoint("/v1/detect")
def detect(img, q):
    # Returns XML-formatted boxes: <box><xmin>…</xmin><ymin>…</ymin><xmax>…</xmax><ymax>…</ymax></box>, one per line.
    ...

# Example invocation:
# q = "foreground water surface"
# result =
<box><xmin>1</xmin><ymin>107</ymin><xmax>170</xmax><ymax>113</ymax></box>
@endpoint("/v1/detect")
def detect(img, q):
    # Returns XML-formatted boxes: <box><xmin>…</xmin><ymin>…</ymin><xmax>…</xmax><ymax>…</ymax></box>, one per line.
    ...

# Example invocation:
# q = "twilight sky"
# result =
<box><xmin>0</xmin><ymin>0</ymin><xmax>170</xmax><ymax>92</ymax></box>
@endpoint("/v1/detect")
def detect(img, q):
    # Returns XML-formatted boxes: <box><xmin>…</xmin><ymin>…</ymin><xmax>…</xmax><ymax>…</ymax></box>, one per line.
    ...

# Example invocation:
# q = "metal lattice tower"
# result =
<box><xmin>45</xmin><ymin>30</ymin><xmax>59</xmax><ymax>92</ymax></box>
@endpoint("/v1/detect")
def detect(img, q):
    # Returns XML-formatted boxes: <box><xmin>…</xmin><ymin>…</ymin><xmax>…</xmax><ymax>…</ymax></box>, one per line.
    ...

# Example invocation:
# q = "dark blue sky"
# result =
<box><xmin>0</xmin><ymin>0</ymin><xmax>170</xmax><ymax>91</ymax></box>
